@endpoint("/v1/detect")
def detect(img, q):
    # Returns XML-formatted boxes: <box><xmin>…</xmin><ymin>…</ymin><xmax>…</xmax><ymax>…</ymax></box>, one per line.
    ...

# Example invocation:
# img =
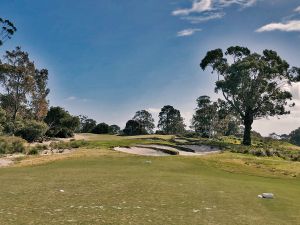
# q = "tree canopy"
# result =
<box><xmin>123</xmin><ymin>120</ymin><xmax>145</xmax><ymax>136</ymax></box>
<box><xmin>0</xmin><ymin>18</ymin><xmax>17</xmax><ymax>47</ymax></box>
<box><xmin>191</xmin><ymin>96</ymin><xmax>241</xmax><ymax>137</ymax></box>
<box><xmin>44</xmin><ymin>107</ymin><xmax>80</xmax><ymax>138</ymax></box>
<box><xmin>92</xmin><ymin>123</ymin><xmax>110</xmax><ymax>134</ymax></box>
<box><xmin>158</xmin><ymin>105</ymin><xmax>185</xmax><ymax>134</ymax></box>
<box><xmin>132</xmin><ymin>110</ymin><xmax>155</xmax><ymax>134</ymax></box>
<box><xmin>289</xmin><ymin>127</ymin><xmax>300</xmax><ymax>146</ymax></box>
<box><xmin>200</xmin><ymin>46</ymin><xmax>299</xmax><ymax>145</ymax></box>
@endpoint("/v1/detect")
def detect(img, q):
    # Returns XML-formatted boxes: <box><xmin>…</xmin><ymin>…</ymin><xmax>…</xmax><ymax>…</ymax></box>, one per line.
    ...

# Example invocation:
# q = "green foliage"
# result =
<box><xmin>0</xmin><ymin>136</ymin><xmax>25</xmax><ymax>154</ymax></box>
<box><xmin>15</xmin><ymin>120</ymin><xmax>48</xmax><ymax>142</ymax></box>
<box><xmin>132</xmin><ymin>110</ymin><xmax>155</xmax><ymax>134</ymax></box>
<box><xmin>289</xmin><ymin>127</ymin><xmax>300</xmax><ymax>146</ymax></box>
<box><xmin>109</xmin><ymin>124</ymin><xmax>120</xmax><ymax>134</ymax></box>
<box><xmin>191</xmin><ymin>96</ymin><xmax>240</xmax><ymax>137</ymax></box>
<box><xmin>158</xmin><ymin>105</ymin><xmax>185</xmax><ymax>134</ymax></box>
<box><xmin>0</xmin><ymin>47</ymin><xmax>36</xmax><ymax>121</ymax></box>
<box><xmin>123</xmin><ymin>120</ymin><xmax>146</xmax><ymax>136</ymax></box>
<box><xmin>78</xmin><ymin>115</ymin><xmax>97</xmax><ymax>133</ymax></box>
<box><xmin>44</xmin><ymin>107</ymin><xmax>80</xmax><ymax>138</ymax></box>
<box><xmin>200</xmin><ymin>46</ymin><xmax>299</xmax><ymax>145</ymax></box>
<box><xmin>49</xmin><ymin>140</ymin><xmax>88</xmax><ymax>149</ymax></box>
<box><xmin>0</xmin><ymin>18</ymin><xmax>17</xmax><ymax>46</ymax></box>
<box><xmin>92</xmin><ymin>123</ymin><xmax>110</xmax><ymax>134</ymax></box>
<box><xmin>27</xmin><ymin>147</ymin><xmax>39</xmax><ymax>155</ymax></box>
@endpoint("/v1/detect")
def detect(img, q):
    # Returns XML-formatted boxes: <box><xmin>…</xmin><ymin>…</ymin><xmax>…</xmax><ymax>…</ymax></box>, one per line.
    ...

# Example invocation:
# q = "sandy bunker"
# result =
<box><xmin>114</xmin><ymin>144</ymin><xmax>220</xmax><ymax>156</ymax></box>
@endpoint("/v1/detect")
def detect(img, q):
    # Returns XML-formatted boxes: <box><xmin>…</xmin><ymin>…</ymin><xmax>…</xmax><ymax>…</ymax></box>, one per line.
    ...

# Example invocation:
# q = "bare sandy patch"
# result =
<box><xmin>114</xmin><ymin>145</ymin><xmax>221</xmax><ymax>156</ymax></box>
<box><xmin>114</xmin><ymin>147</ymin><xmax>170</xmax><ymax>156</ymax></box>
<box><xmin>0</xmin><ymin>158</ymin><xmax>13</xmax><ymax>167</ymax></box>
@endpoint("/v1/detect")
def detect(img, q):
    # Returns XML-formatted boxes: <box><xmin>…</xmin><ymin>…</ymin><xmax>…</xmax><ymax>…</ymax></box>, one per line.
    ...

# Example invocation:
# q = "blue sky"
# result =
<box><xmin>1</xmin><ymin>0</ymin><xmax>300</xmax><ymax>135</ymax></box>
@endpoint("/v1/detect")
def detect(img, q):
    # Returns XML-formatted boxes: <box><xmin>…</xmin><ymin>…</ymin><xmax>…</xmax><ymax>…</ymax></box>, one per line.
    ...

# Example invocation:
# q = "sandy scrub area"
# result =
<box><xmin>114</xmin><ymin>144</ymin><xmax>221</xmax><ymax>156</ymax></box>
<box><xmin>0</xmin><ymin>154</ymin><xmax>26</xmax><ymax>167</ymax></box>
<box><xmin>0</xmin><ymin>158</ymin><xmax>13</xmax><ymax>167</ymax></box>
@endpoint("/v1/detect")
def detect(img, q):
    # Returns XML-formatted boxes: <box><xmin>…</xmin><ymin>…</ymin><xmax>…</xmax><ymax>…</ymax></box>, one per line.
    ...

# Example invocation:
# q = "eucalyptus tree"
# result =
<box><xmin>191</xmin><ymin>96</ymin><xmax>218</xmax><ymax>137</ymax></box>
<box><xmin>200</xmin><ymin>46</ymin><xmax>299</xmax><ymax>145</ymax></box>
<box><xmin>78</xmin><ymin>115</ymin><xmax>97</xmax><ymax>133</ymax></box>
<box><xmin>133</xmin><ymin>110</ymin><xmax>155</xmax><ymax>134</ymax></box>
<box><xmin>158</xmin><ymin>105</ymin><xmax>185</xmax><ymax>134</ymax></box>
<box><xmin>31</xmin><ymin>69</ymin><xmax>50</xmax><ymax>120</ymax></box>
<box><xmin>0</xmin><ymin>18</ymin><xmax>17</xmax><ymax>46</ymax></box>
<box><xmin>0</xmin><ymin>47</ymin><xmax>36</xmax><ymax>121</ymax></box>
<box><xmin>191</xmin><ymin>96</ymin><xmax>240</xmax><ymax>137</ymax></box>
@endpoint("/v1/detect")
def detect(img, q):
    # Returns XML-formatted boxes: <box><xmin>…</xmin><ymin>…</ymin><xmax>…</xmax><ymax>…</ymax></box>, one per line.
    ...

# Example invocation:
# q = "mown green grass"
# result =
<box><xmin>0</xmin><ymin>134</ymin><xmax>299</xmax><ymax>225</ymax></box>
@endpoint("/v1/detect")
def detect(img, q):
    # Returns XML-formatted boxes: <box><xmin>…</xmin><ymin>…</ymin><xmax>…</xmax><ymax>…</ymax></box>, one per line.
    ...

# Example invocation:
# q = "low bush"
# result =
<box><xmin>15</xmin><ymin>120</ymin><xmax>48</xmax><ymax>142</ymax></box>
<box><xmin>49</xmin><ymin>140</ymin><xmax>88</xmax><ymax>150</ymax></box>
<box><xmin>0</xmin><ymin>136</ymin><xmax>26</xmax><ymax>154</ymax></box>
<box><xmin>27</xmin><ymin>147</ymin><xmax>39</xmax><ymax>155</ymax></box>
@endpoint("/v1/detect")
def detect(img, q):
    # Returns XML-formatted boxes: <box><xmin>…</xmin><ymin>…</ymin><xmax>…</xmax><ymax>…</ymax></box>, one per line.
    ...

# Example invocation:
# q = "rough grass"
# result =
<box><xmin>0</xmin><ymin>134</ymin><xmax>299</xmax><ymax>225</ymax></box>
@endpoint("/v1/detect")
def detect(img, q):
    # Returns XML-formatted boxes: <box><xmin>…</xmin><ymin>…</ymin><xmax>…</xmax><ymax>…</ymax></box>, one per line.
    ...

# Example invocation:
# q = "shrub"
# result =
<box><xmin>44</xmin><ymin>107</ymin><xmax>80</xmax><ymax>138</ymax></box>
<box><xmin>92</xmin><ymin>123</ymin><xmax>110</xmax><ymax>134</ymax></box>
<box><xmin>249</xmin><ymin>149</ymin><xmax>266</xmax><ymax>157</ymax></box>
<box><xmin>0</xmin><ymin>136</ymin><xmax>26</xmax><ymax>154</ymax></box>
<box><xmin>15</xmin><ymin>120</ymin><xmax>48</xmax><ymax>142</ymax></box>
<box><xmin>27</xmin><ymin>147</ymin><xmax>39</xmax><ymax>155</ymax></box>
<box><xmin>50</xmin><ymin>140</ymin><xmax>88</xmax><ymax>149</ymax></box>
<box><xmin>123</xmin><ymin>120</ymin><xmax>146</xmax><ymax>136</ymax></box>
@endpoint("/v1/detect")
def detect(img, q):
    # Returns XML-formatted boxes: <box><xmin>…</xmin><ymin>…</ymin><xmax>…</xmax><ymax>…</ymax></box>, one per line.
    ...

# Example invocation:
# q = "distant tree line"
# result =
<box><xmin>269</xmin><ymin>128</ymin><xmax>300</xmax><ymax>147</ymax></box>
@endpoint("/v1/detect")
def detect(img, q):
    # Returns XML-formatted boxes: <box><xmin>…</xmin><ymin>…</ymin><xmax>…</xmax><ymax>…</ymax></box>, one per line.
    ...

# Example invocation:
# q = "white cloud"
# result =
<box><xmin>172</xmin><ymin>0</ymin><xmax>257</xmax><ymax>28</ymax></box>
<box><xmin>218</xmin><ymin>0</ymin><xmax>257</xmax><ymax>7</ymax></box>
<box><xmin>295</xmin><ymin>6</ymin><xmax>300</xmax><ymax>13</ymax></box>
<box><xmin>177</xmin><ymin>28</ymin><xmax>202</xmax><ymax>37</ymax></box>
<box><xmin>182</xmin><ymin>12</ymin><xmax>225</xmax><ymax>23</ymax></box>
<box><xmin>256</xmin><ymin>20</ymin><xmax>300</xmax><ymax>32</ymax></box>
<box><xmin>172</xmin><ymin>0</ymin><xmax>213</xmax><ymax>16</ymax></box>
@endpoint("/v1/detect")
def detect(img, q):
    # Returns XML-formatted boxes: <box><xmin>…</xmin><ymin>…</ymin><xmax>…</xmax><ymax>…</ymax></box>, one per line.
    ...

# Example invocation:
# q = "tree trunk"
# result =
<box><xmin>242</xmin><ymin>112</ymin><xmax>253</xmax><ymax>146</ymax></box>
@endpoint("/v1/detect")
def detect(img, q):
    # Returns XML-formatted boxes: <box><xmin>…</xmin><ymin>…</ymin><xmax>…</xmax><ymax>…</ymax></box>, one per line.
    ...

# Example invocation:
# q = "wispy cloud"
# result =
<box><xmin>295</xmin><ymin>6</ymin><xmax>300</xmax><ymax>13</ymax></box>
<box><xmin>256</xmin><ymin>20</ymin><xmax>300</xmax><ymax>32</ymax></box>
<box><xmin>182</xmin><ymin>12</ymin><xmax>225</xmax><ymax>23</ymax></box>
<box><xmin>177</xmin><ymin>28</ymin><xmax>202</xmax><ymax>37</ymax></box>
<box><xmin>172</xmin><ymin>0</ymin><xmax>257</xmax><ymax>28</ymax></box>
<box><xmin>218</xmin><ymin>0</ymin><xmax>257</xmax><ymax>8</ymax></box>
<box><xmin>172</xmin><ymin>0</ymin><xmax>213</xmax><ymax>16</ymax></box>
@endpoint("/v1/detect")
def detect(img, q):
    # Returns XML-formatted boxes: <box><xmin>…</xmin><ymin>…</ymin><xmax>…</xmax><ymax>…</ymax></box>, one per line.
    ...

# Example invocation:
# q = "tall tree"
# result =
<box><xmin>78</xmin><ymin>115</ymin><xmax>97</xmax><ymax>133</ymax></box>
<box><xmin>191</xmin><ymin>96</ymin><xmax>240</xmax><ymax>137</ymax></box>
<box><xmin>31</xmin><ymin>69</ymin><xmax>50</xmax><ymax>120</ymax></box>
<box><xmin>191</xmin><ymin>96</ymin><xmax>218</xmax><ymax>137</ymax></box>
<box><xmin>133</xmin><ymin>110</ymin><xmax>155</xmax><ymax>134</ymax></box>
<box><xmin>0</xmin><ymin>18</ymin><xmax>17</xmax><ymax>46</ymax></box>
<box><xmin>158</xmin><ymin>105</ymin><xmax>185</xmax><ymax>134</ymax></box>
<box><xmin>0</xmin><ymin>47</ymin><xmax>35</xmax><ymax>122</ymax></box>
<box><xmin>200</xmin><ymin>46</ymin><xmax>299</xmax><ymax>145</ymax></box>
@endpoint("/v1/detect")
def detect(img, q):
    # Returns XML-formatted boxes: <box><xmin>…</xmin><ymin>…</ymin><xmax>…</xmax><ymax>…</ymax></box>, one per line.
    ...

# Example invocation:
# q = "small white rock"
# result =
<box><xmin>59</xmin><ymin>190</ymin><xmax>65</xmax><ymax>193</ymax></box>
